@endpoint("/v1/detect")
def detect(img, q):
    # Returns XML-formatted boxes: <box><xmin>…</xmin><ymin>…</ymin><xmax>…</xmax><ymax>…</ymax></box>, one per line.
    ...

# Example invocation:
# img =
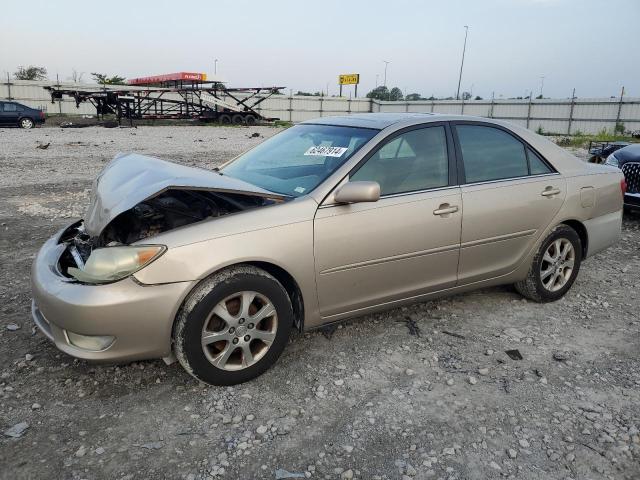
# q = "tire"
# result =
<box><xmin>515</xmin><ymin>224</ymin><xmax>582</xmax><ymax>302</ymax></box>
<box><xmin>218</xmin><ymin>114</ymin><xmax>232</xmax><ymax>125</ymax></box>
<box><xmin>232</xmin><ymin>114</ymin><xmax>245</xmax><ymax>125</ymax></box>
<box><xmin>244</xmin><ymin>114</ymin><xmax>257</xmax><ymax>126</ymax></box>
<box><xmin>174</xmin><ymin>265</ymin><xmax>293</xmax><ymax>385</ymax></box>
<box><xmin>19</xmin><ymin>117</ymin><xmax>34</xmax><ymax>129</ymax></box>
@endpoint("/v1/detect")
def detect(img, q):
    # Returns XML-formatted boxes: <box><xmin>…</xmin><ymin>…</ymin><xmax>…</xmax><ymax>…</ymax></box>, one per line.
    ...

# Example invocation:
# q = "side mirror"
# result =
<box><xmin>334</xmin><ymin>181</ymin><xmax>380</xmax><ymax>204</ymax></box>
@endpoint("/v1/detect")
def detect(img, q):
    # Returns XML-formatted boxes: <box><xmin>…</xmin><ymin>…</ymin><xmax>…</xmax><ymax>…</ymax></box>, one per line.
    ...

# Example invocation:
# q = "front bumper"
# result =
<box><xmin>30</xmin><ymin>229</ymin><xmax>194</xmax><ymax>362</ymax></box>
<box><xmin>624</xmin><ymin>192</ymin><xmax>640</xmax><ymax>210</ymax></box>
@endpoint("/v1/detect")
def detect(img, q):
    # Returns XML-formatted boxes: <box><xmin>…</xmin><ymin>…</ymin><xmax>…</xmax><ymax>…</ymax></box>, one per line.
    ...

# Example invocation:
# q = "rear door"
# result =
<box><xmin>314</xmin><ymin>123</ymin><xmax>462</xmax><ymax>318</ymax></box>
<box><xmin>452</xmin><ymin>122</ymin><xmax>566</xmax><ymax>284</ymax></box>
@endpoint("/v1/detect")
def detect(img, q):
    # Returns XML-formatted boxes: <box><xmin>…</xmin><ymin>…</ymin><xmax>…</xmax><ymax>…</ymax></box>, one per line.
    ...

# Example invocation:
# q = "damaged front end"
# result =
<box><xmin>56</xmin><ymin>153</ymin><xmax>286</xmax><ymax>283</ymax></box>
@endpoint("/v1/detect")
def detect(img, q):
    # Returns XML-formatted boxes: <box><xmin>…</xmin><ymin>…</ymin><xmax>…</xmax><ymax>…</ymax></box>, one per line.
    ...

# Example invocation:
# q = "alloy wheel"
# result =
<box><xmin>201</xmin><ymin>291</ymin><xmax>278</xmax><ymax>371</ymax></box>
<box><xmin>540</xmin><ymin>238</ymin><xmax>575</xmax><ymax>292</ymax></box>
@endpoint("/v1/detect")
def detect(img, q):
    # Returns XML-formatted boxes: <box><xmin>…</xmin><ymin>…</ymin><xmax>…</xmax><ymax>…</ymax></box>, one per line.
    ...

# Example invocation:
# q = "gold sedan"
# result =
<box><xmin>31</xmin><ymin>114</ymin><xmax>624</xmax><ymax>385</ymax></box>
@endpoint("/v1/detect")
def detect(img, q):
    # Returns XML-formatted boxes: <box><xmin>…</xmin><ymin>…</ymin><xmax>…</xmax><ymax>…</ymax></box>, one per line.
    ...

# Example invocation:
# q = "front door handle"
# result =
<box><xmin>433</xmin><ymin>204</ymin><xmax>459</xmax><ymax>216</ymax></box>
<box><xmin>541</xmin><ymin>187</ymin><xmax>561</xmax><ymax>197</ymax></box>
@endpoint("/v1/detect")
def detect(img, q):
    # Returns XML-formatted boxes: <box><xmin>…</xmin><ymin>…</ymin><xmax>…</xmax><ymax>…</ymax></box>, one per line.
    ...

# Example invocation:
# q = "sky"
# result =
<box><xmin>1</xmin><ymin>0</ymin><xmax>638</xmax><ymax>99</ymax></box>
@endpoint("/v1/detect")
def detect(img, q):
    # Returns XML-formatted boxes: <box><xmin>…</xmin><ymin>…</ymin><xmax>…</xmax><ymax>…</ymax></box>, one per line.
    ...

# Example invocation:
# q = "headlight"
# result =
<box><xmin>605</xmin><ymin>153</ymin><xmax>620</xmax><ymax>167</ymax></box>
<box><xmin>68</xmin><ymin>245</ymin><xmax>165</xmax><ymax>284</ymax></box>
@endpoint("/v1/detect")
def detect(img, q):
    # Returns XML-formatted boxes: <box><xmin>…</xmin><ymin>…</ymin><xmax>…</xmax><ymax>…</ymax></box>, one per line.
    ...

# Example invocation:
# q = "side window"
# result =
<box><xmin>350</xmin><ymin>126</ymin><xmax>449</xmax><ymax>196</ymax></box>
<box><xmin>456</xmin><ymin>125</ymin><xmax>528</xmax><ymax>183</ymax></box>
<box><xmin>527</xmin><ymin>148</ymin><xmax>552</xmax><ymax>174</ymax></box>
<box><xmin>3</xmin><ymin>103</ymin><xmax>17</xmax><ymax>112</ymax></box>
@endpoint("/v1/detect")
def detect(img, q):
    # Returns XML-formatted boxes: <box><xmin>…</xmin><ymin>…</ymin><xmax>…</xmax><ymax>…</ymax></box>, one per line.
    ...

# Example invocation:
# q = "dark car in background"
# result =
<box><xmin>0</xmin><ymin>101</ymin><xmax>45</xmax><ymax>129</ymax></box>
<box><xmin>606</xmin><ymin>144</ymin><xmax>640</xmax><ymax>211</ymax></box>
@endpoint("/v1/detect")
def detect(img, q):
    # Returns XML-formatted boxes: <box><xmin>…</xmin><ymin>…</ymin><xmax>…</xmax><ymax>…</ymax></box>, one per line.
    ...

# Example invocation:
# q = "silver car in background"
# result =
<box><xmin>31</xmin><ymin>113</ymin><xmax>624</xmax><ymax>385</ymax></box>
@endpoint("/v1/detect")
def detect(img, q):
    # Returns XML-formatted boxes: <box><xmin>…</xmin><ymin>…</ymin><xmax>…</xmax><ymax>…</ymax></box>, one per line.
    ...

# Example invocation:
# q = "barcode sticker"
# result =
<box><xmin>304</xmin><ymin>146</ymin><xmax>348</xmax><ymax>157</ymax></box>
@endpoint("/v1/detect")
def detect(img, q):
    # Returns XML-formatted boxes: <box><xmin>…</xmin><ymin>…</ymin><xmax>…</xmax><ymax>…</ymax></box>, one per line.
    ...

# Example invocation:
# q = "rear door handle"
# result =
<box><xmin>541</xmin><ymin>187</ymin><xmax>561</xmax><ymax>197</ymax></box>
<box><xmin>433</xmin><ymin>204</ymin><xmax>459</xmax><ymax>216</ymax></box>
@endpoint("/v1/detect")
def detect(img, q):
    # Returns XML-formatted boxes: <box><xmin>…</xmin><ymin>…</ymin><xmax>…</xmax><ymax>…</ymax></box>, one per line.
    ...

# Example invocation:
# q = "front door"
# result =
<box><xmin>314</xmin><ymin>124</ymin><xmax>462</xmax><ymax>319</ymax></box>
<box><xmin>1</xmin><ymin>102</ymin><xmax>19</xmax><ymax>125</ymax></box>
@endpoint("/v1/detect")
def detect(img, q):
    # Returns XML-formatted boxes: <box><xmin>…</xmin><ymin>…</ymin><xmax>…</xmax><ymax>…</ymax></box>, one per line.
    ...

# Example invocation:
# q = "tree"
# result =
<box><xmin>366</xmin><ymin>86</ymin><xmax>404</xmax><ymax>101</ymax></box>
<box><xmin>366</xmin><ymin>86</ymin><xmax>389</xmax><ymax>100</ymax></box>
<box><xmin>461</xmin><ymin>91</ymin><xmax>472</xmax><ymax>101</ymax></box>
<box><xmin>389</xmin><ymin>87</ymin><xmax>403</xmax><ymax>101</ymax></box>
<box><xmin>474</xmin><ymin>95</ymin><xmax>483</xmax><ymax>100</ymax></box>
<box><xmin>535</xmin><ymin>94</ymin><xmax>543</xmax><ymax>99</ymax></box>
<box><xmin>68</xmin><ymin>69</ymin><xmax>84</xmax><ymax>83</ymax></box>
<box><xmin>91</xmin><ymin>72</ymin><xmax>127</xmax><ymax>85</ymax></box>
<box><xmin>405</xmin><ymin>93</ymin><xmax>424</xmax><ymax>101</ymax></box>
<box><xmin>14</xmin><ymin>66</ymin><xmax>47</xmax><ymax>81</ymax></box>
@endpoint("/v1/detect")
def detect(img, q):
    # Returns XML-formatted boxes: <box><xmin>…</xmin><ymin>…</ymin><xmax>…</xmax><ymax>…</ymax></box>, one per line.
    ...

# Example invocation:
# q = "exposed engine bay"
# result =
<box><xmin>57</xmin><ymin>188</ymin><xmax>275</xmax><ymax>276</ymax></box>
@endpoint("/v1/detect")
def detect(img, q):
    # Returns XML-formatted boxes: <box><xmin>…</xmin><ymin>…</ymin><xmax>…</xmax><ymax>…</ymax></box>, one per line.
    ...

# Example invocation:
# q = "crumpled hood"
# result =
<box><xmin>84</xmin><ymin>153</ymin><xmax>283</xmax><ymax>236</ymax></box>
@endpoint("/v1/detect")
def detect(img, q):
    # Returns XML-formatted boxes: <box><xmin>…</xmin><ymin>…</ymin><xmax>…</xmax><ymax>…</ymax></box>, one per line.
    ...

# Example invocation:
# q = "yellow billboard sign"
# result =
<box><xmin>339</xmin><ymin>74</ymin><xmax>360</xmax><ymax>85</ymax></box>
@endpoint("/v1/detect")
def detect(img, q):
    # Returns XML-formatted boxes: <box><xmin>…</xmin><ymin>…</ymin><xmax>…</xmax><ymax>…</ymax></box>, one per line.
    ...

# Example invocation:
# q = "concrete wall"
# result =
<box><xmin>2</xmin><ymin>79</ymin><xmax>639</xmax><ymax>135</ymax></box>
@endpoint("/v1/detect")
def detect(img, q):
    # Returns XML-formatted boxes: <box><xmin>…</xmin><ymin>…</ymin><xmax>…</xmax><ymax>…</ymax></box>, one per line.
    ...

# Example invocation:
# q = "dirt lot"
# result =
<box><xmin>0</xmin><ymin>125</ymin><xmax>638</xmax><ymax>480</ymax></box>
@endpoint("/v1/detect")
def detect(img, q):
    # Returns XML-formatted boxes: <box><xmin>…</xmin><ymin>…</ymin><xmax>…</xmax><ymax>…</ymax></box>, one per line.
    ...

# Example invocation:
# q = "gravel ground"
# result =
<box><xmin>0</xmin><ymin>125</ymin><xmax>639</xmax><ymax>480</ymax></box>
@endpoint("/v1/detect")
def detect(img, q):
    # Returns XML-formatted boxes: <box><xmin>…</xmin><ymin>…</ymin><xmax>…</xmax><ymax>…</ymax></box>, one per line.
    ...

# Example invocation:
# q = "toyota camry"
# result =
<box><xmin>31</xmin><ymin>113</ymin><xmax>625</xmax><ymax>385</ymax></box>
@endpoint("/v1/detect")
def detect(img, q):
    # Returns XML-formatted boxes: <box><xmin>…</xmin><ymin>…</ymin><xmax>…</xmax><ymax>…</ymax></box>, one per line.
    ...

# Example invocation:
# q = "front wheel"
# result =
<box><xmin>174</xmin><ymin>265</ymin><xmax>293</xmax><ymax>385</ymax></box>
<box><xmin>515</xmin><ymin>224</ymin><xmax>582</xmax><ymax>302</ymax></box>
<box><xmin>19</xmin><ymin>117</ymin><xmax>34</xmax><ymax>129</ymax></box>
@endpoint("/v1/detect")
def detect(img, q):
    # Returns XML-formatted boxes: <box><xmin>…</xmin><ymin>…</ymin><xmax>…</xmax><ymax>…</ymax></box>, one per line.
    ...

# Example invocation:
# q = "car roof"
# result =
<box><xmin>301</xmin><ymin>113</ymin><xmax>442</xmax><ymax>129</ymax></box>
<box><xmin>300</xmin><ymin>112</ymin><xmax>507</xmax><ymax>130</ymax></box>
<box><xmin>615</xmin><ymin>143</ymin><xmax>640</xmax><ymax>161</ymax></box>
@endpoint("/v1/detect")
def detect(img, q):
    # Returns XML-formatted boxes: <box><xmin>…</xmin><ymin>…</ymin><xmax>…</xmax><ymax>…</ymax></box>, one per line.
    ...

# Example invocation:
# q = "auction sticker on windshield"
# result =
<box><xmin>304</xmin><ymin>146</ymin><xmax>348</xmax><ymax>157</ymax></box>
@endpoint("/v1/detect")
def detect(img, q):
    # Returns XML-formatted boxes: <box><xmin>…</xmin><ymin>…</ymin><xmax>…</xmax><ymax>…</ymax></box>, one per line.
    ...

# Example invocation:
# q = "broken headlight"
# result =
<box><xmin>68</xmin><ymin>245</ymin><xmax>166</xmax><ymax>284</ymax></box>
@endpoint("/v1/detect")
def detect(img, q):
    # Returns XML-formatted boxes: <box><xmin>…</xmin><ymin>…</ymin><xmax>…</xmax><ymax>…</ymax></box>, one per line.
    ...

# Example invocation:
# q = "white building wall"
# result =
<box><xmin>2</xmin><ymin>80</ymin><xmax>639</xmax><ymax>134</ymax></box>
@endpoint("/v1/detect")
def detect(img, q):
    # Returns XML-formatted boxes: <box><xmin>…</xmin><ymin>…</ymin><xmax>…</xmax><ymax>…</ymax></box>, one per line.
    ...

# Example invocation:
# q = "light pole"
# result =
<box><xmin>539</xmin><ymin>75</ymin><xmax>545</xmax><ymax>98</ymax></box>
<box><xmin>383</xmin><ymin>60</ymin><xmax>390</xmax><ymax>100</ymax></box>
<box><xmin>375</xmin><ymin>74</ymin><xmax>379</xmax><ymax>88</ymax></box>
<box><xmin>456</xmin><ymin>25</ymin><xmax>469</xmax><ymax>101</ymax></box>
<box><xmin>214</xmin><ymin>59</ymin><xmax>218</xmax><ymax>76</ymax></box>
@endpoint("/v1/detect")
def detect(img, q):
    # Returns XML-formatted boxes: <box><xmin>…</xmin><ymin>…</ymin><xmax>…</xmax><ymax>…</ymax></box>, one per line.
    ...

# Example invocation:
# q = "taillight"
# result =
<box><xmin>621</xmin><ymin>179</ymin><xmax>627</xmax><ymax>195</ymax></box>
<box><xmin>39</xmin><ymin>111</ymin><xmax>45</xmax><ymax>119</ymax></box>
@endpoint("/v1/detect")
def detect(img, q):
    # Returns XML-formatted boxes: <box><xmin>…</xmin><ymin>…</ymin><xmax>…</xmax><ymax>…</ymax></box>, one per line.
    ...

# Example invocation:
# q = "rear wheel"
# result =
<box><xmin>244</xmin><ymin>114</ymin><xmax>257</xmax><ymax>126</ymax></box>
<box><xmin>515</xmin><ymin>224</ymin><xmax>582</xmax><ymax>302</ymax></box>
<box><xmin>218</xmin><ymin>114</ymin><xmax>232</xmax><ymax>125</ymax></box>
<box><xmin>174</xmin><ymin>265</ymin><xmax>293</xmax><ymax>385</ymax></box>
<box><xmin>19</xmin><ymin>117</ymin><xmax>34</xmax><ymax>129</ymax></box>
<box><xmin>232</xmin><ymin>114</ymin><xmax>245</xmax><ymax>125</ymax></box>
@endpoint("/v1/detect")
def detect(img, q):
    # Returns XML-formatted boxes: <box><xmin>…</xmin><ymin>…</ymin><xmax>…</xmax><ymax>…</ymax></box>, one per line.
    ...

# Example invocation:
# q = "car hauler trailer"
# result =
<box><xmin>45</xmin><ymin>72</ymin><xmax>284</xmax><ymax>125</ymax></box>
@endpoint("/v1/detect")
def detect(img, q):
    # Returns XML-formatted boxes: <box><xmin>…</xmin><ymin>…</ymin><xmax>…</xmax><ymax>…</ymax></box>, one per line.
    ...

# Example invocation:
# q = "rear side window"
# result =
<box><xmin>3</xmin><ymin>103</ymin><xmax>17</xmax><ymax>112</ymax></box>
<box><xmin>456</xmin><ymin>125</ymin><xmax>528</xmax><ymax>183</ymax></box>
<box><xmin>527</xmin><ymin>147</ymin><xmax>552</xmax><ymax>174</ymax></box>
<box><xmin>351</xmin><ymin>126</ymin><xmax>449</xmax><ymax>196</ymax></box>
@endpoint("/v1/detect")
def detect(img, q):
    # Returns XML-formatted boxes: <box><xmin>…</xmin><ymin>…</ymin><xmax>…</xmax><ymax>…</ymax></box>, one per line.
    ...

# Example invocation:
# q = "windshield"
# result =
<box><xmin>221</xmin><ymin>124</ymin><xmax>378</xmax><ymax>197</ymax></box>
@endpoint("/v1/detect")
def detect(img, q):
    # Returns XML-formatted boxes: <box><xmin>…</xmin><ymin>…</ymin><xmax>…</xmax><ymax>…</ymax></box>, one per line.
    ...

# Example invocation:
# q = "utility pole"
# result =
<box><xmin>375</xmin><ymin>74</ymin><xmax>379</xmax><ymax>88</ymax></box>
<box><xmin>539</xmin><ymin>75</ymin><xmax>545</xmax><ymax>98</ymax></box>
<box><xmin>214</xmin><ymin>59</ymin><xmax>218</xmax><ymax>75</ymax></box>
<box><xmin>456</xmin><ymin>25</ymin><xmax>469</xmax><ymax>100</ymax></box>
<box><xmin>383</xmin><ymin>60</ymin><xmax>390</xmax><ymax>100</ymax></box>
